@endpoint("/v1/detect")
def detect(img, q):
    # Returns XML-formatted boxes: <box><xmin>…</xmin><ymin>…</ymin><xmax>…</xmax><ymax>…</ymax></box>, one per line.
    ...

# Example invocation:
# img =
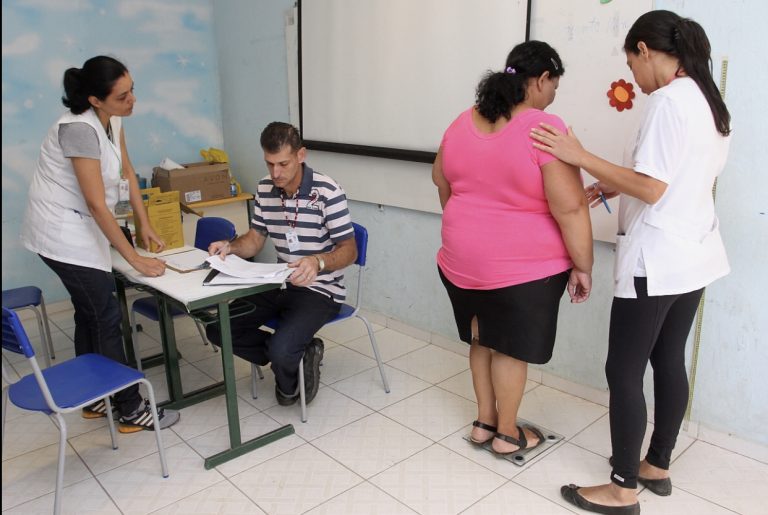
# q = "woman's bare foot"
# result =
<box><xmin>576</xmin><ymin>483</ymin><xmax>638</xmax><ymax>507</ymax></box>
<box><xmin>639</xmin><ymin>459</ymin><xmax>669</xmax><ymax>480</ymax></box>
<box><xmin>469</xmin><ymin>424</ymin><xmax>495</xmax><ymax>443</ymax></box>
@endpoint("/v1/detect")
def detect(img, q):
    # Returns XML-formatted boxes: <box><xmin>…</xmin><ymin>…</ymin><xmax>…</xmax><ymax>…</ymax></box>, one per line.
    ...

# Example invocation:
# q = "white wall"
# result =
<box><xmin>213</xmin><ymin>0</ymin><xmax>767</xmax><ymax>447</ymax></box>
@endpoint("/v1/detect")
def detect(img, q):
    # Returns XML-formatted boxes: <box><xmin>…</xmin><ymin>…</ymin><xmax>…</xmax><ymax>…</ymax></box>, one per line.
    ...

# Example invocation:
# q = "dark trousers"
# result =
<box><xmin>40</xmin><ymin>255</ymin><xmax>142</xmax><ymax>416</ymax></box>
<box><xmin>607</xmin><ymin>277</ymin><xmax>704</xmax><ymax>489</ymax></box>
<box><xmin>206</xmin><ymin>284</ymin><xmax>340</xmax><ymax>395</ymax></box>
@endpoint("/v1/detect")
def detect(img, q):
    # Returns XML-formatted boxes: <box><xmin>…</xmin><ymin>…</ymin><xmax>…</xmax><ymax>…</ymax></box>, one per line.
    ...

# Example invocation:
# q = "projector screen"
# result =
<box><xmin>300</xmin><ymin>0</ymin><xmax>528</xmax><ymax>159</ymax></box>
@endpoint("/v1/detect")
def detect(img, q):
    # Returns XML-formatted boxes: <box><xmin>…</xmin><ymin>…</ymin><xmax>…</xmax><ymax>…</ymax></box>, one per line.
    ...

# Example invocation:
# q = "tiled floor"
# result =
<box><xmin>3</xmin><ymin>306</ymin><xmax>767</xmax><ymax>514</ymax></box>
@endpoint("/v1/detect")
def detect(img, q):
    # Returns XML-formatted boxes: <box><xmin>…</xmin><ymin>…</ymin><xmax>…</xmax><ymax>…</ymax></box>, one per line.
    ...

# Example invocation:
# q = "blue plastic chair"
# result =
<box><xmin>251</xmin><ymin>223</ymin><xmax>390</xmax><ymax>422</ymax></box>
<box><xmin>1</xmin><ymin>307</ymin><xmax>169</xmax><ymax>515</ymax></box>
<box><xmin>130</xmin><ymin>217</ymin><xmax>236</xmax><ymax>370</ymax></box>
<box><xmin>2</xmin><ymin>286</ymin><xmax>55</xmax><ymax>368</ymax></box>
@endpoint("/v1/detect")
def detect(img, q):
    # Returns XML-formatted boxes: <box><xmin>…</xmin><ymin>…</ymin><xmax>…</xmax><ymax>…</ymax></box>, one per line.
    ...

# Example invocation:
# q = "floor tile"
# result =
<box><xmin>514</xmin><ymin>442</ymin><xmax>615</xmax><ymax>512</ymax></box>
<box><xmin>230</xmin><ymin>443</ymin><xmax>363</xmax><ymax>515</ymax></box>
<box><xmin>97</xmin><ymin>442</ymin><xmax>225</xmax><ymax>515</ymax></box>
<box><xmin>331</xmin><ymin>364</ymin><xmax>431</xmax><ymax>410</ymax></box>
<box><xmin>436</xmin><ymin>368</ymin><xmax>538</xmax><ymax>403</ymax></box>
<box><xmin>69</xmin><ymin>422</ymin><xmax>183</xmax><ymax>475</ymax></box>
<box><xmin>264</xmin><ymin>386</ymin><xmax>373</xmax><ymax>441</ymax></box>
<box><xmin>386</xmin><ymin>344</ymin><xmax>469</xmax><ymax>384</ymax></box>
<box><xmin>518</xmin><ymin>385</ymin><xmax>608</xmax><ymax>439</ymax></box>
<box><xmin>168</xmin><ymin>393</ymin><xmax>258</xmax><ymax>440</ymax></box>
<box><xmin>191</xmin><ymin>352</ymin><xmax>254</xmax><ymax>382</ymax></box>
<box><xmin>236</xmin><ymin>370</ymin><xmax>279</xmax><ymax>411</ymax></box>
<box><xmin>462</xmin><ymin>481</ymin><xmax>575</xmax><ymax>514</ymax></box>
<box><xmin>380</xmin><ymin>386</ymin><xmax>478</xmax><ymax>442</ymax></box>
<box><xmin>151</xmin><ymin>481</ymin><xmax>266</xmax><ymax>514</ymax></box>
<box><xmin>173</xmin><ymin>333</ymin><xmax>222</xmax><ymax>364</ymax></box>
<box><xmin>671</xmin><ymin>440</ymin><xmax>768</xmax><ymax>515</ymax></box>
<box><xmin>1</xmin><ymin>412</ymin><xmax>61</xmax><ymax>460</ymax></box>
<box><xmin>2</xmin><ymin>477</ymin><xmax>120</xmax><ymax>515</ymax></box>
<box><xmin>317</xmin><ymin>345</ymin><xmax>377</xmax><ymax>385</ymax></box>
<box><xmin>317</xmin><ymin>318</ymin><xmax>385</xmax><ymax>344</ymax></box>
<box><xmin>370</xmin><ymin>444</ymin><xmax>506</xmax><ymax>515</ymax></box>
<box><xmin>305</xmin><ymin>481</ymin><xmax>417</xmax><ymax>514</ymax></box>
<box><xmin>342</xmin><ymin>327</ymin><xmax>428</xmax><ymax>362</ymax></box>
<box><xmin>1</xmin><ymin>442</ymin><xmax>92</xmax><ymax>510</ymax></box>
<box><xmin>187</xmin><ymin>412</ymin><xmax>306</xmax><ymax>477</ymax></box>
<box><xmin>312</xmin><ymin>412</ymin><xmax>432</xmax><ymax>478</ymax></box>
<box><xmin>637</xmin><ymin>485</ymin><xmax>736</xmax><ymax>514</ymax></box>
<box><xmin>139</xmin><ymin>362</ymin><xmax>218</xmax><ymax>403</ymax></box>
<box><xmin>570</xmin><ymin>412</ymin><xmax>695</xmax><ymax>463</ymax></box>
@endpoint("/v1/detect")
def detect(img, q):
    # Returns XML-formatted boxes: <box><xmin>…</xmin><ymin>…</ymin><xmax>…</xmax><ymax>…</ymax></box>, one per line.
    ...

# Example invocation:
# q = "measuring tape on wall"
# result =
<box><xmin>683</xmin><ymin>56</ymin><xmax>729</xmax><ymax>428</ymax></box>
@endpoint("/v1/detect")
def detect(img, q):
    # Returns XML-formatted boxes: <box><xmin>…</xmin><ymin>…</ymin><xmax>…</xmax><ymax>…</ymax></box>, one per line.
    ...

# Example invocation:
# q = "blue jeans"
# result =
<box><xmin>205</xmin><ymin>284</ymin><xmax>340</xmax><ymax>395</ymax></box>
<box><xmin>40</xmin><ymin>255</ymin><xmax>142</xmax><ymax>416</ymax></box>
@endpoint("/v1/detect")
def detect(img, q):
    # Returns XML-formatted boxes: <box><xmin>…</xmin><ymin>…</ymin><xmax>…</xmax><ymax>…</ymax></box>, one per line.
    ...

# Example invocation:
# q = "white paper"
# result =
<box><xmin>163</xmin><ymin>248</ymin><xmax>210</xmax><ymax>272</ymax></box>
<box><xmin>205</xmin><ymin>254</ymin><xmax>290</xmax><ymax>279</ymax></box>
<box><xmin>159</xmin><ymin>157</ymin><xmax>184</xmax><ymax>170</ymax></box>
<box><xmin>205</xmin><ymin>268</ymin><xmax>292</xmax><ymax>286</ymax></box>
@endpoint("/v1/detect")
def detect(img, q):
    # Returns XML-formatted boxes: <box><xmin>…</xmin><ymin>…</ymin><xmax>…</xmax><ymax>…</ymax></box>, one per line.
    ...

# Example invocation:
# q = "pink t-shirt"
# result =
<box><xmin>437</xmin><ymin>107</ymin><xmax>573</xmax><ymax>289</ymax></box>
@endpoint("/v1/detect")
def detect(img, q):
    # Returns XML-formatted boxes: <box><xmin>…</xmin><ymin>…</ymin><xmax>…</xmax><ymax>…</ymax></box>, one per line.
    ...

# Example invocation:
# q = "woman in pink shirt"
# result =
<box><xmin>433</xmin><ymin>41</ymin><xmax>593</xmax><ymax>455</ymax></box>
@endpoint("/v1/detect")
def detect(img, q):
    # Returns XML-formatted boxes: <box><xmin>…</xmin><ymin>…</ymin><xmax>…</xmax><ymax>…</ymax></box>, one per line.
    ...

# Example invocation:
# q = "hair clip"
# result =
<box><xmin>550</xmin><ymin>57</ymin><xmax>559</xmax><ymax>71</ymax></box>
<box><xmin>505</xmin><ymin>66</ymin><xmax>517</xmax><ymax>75</ymax></box>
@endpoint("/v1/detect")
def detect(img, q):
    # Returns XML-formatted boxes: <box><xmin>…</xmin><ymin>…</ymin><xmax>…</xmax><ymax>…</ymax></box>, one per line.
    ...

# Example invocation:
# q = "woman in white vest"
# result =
<box><xmin>531</xmin><ymin>10</ymin><xmax>730</xmax><ymax>515</ymax></box>
<box><xmin>20</xmin><ymin>56</ymin><xmax>179</xmax><ymax>432</ymax></box>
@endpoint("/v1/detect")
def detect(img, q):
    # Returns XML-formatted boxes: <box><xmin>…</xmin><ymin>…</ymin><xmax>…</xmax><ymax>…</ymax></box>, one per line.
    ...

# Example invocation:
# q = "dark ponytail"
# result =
<box><xmin>61</xmin><ymin>55</ymin><xmax>129</xmax><ymax>115</ymax></box>
<box><xmin>624</xmin><ymin>10</ymin><xmax>730</xmax><ymax>136</ymax></box>
<box><xmin>475</xmin><ymin>40</ymin><xmax>564</xmax><ymax>123</ymax></box>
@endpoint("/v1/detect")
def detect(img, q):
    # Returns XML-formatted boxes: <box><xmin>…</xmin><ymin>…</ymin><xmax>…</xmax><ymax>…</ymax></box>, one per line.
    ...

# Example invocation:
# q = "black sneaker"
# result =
<box><xmin>275</xmin><ymin>385</ymin><xmax>299</xmax><ymax>406</ymax></box>
<box><xmin>118</xmin><ymin>400</ymin><xmax>180</xmax><ymax>433</ymax></box>
<box><xmin>303</xmin><ymin>337</ymin><xmax>324</xmax><ymax>404</ymax></box>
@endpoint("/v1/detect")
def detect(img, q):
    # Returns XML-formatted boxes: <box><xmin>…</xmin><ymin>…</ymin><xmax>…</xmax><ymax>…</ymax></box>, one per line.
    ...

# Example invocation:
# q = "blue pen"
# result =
<box><xmin>598</xmin><ymin>192</ymin><xmax>612</xmax><ymax>214</ymax></box>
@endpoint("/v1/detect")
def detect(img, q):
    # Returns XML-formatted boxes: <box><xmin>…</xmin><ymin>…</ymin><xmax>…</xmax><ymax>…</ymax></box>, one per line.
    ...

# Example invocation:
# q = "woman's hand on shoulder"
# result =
<box><xmin>567</xmin><ymin>268</ymin><xmax>592</xmax><ymax>304</ymax></box>
<box><xmin>530</xmin><ymin>124</ymin><xmax>585</xmax><ymax>168</ymax></box>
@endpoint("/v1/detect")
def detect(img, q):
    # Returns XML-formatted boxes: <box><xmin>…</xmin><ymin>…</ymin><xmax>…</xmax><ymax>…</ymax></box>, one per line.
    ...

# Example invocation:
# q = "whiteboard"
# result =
<box><xmin>530</xmin><ymin>0</ymin><xmax>654</xmax><ymax>241</ymax></box>
<box><xmin>301</xmin><ymin>0</ymin><xmax>527</xmax><ymax>151</ymax></box>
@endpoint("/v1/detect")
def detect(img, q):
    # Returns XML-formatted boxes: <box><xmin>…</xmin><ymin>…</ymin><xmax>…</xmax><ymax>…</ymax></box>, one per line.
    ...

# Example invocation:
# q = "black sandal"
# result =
<box><xmin>492</xmin><ymin>425</ymin><xmax>544</xmax><ymax>456</ymax></box>
<box><xmin>468</xmin><ymin>420</ymin><xmax>497</xmax><ymax>445</ymax></box>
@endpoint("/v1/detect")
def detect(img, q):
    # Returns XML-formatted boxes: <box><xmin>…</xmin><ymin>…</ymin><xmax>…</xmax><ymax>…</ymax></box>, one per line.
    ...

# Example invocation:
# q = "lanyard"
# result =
<box><xmin>280</xmin><ymin>190</ymin><xmax>300</xmax><ymax>228</ymax></box>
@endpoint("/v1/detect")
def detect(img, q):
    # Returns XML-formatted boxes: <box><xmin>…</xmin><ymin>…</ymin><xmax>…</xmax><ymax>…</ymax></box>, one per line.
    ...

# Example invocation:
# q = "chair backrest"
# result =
<box><xmin>194</xmin><ymin>217</ymin><xmax>236</xmax><ymax>251</ymax></box>
<box><xmin>2</xmin><ymin>307</ymin><xmax>35</xmax><ymax>358</ymax></box>
<box><xmin>351</xmin><ymin>223</ymin><xmax>367</xmax><ymax>267</ymax></box>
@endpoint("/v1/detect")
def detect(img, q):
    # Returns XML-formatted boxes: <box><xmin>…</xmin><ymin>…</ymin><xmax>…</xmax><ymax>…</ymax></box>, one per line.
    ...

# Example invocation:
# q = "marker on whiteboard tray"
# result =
<box><xmin>598</xmin><ymin>191</ymin><xmax>612</xmax><ymax>214</ymax></box>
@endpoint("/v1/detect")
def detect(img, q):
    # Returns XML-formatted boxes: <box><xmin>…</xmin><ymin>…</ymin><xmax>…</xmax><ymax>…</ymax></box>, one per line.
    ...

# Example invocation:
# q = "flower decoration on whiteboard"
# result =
<box><xmin>607</xmin><ymin>79</ymin><xmax>635</xmax><ymax>111</ymax></box>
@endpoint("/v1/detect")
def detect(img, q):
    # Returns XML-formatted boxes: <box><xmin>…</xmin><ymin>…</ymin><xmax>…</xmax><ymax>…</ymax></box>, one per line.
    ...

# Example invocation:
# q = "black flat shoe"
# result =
<box><xmin>638</xmin><ymin>476</ymin><xmax>672</xmax><ymax>496</ymax></box>
<box><xmin>561</xmin><ymin>484</ymin><xmax>640</xmax><ymax>515</ymax></box>
<box><xmin>609</xmin><ymin>456</ymin><xmax>672</xmax><ymax>496</ymax></box>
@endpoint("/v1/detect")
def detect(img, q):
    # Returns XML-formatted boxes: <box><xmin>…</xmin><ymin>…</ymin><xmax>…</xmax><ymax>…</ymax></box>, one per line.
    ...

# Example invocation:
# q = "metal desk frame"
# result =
<box><xmin>114</xmin><ymin>271</ymin><xmax>294</xmax><ymax>469</ymax></box>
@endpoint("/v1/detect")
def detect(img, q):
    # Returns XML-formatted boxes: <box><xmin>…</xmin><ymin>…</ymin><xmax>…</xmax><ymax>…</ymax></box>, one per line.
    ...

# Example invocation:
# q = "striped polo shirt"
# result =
<box><xmin>251</xmin><ymin>163</ymin><xmax>354</xmax><ymax>302</ymax></box>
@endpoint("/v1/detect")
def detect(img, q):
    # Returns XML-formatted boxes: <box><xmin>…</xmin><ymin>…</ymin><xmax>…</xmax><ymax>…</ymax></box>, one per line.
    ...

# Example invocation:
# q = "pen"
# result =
<box><xmin>598</xmin><ymin>191</ymin><xmax>612</xmax><ymax>214</ymax></box>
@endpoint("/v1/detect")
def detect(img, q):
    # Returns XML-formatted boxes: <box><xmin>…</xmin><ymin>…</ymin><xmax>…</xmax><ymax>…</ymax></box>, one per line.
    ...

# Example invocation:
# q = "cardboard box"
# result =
<box><xmin>152</xmin><ymin>162</ymin><xmax>231</xmax><ymax>204</ymax></box>
<box><xmin>135</xmin><ymin>188</ymin><xmax>184</xmax><ymax>252</ymax></box>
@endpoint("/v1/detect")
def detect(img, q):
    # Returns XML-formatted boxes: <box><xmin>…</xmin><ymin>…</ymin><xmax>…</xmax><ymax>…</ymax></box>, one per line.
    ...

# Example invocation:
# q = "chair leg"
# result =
<box><xmin>359</xmin><ymin>315</ymin><xmax>390</xmax><ymax>393</ymax></box>
<box><xmin>52</xmin><ymin>412</ymin><xmax>68</xmax><ymax>515</ymax></box>
<box><xmin>39</xmin><ymin>295</ymin><xmax>56</xmax><ymax>360</ymax></box>
<box><xmin>142</xmin><ymin>379</ymin><xmax>169</xmax><ymax>478</ymax></box>
<box><xmin>250</xmin><ymin>363</ymin><xmax>265</xmax><ymax>399</ymax></box>
<box><xmin>30</xmin><ymin>308</ymin><xmax>52</xmax><ymax>368</ymax></box>
<box><xmin>130</xmin><ymin>309</ymin><xmax>142</xmax><ymax>373</ymax></box>
<box><xmin>194</xmin><ymin>321</ymin><xmax>217</xmax><ymax>353</ymax></box>
<box><xmin>104</xmin><ymin>396</ymin><xmax>118</xmax><ymax>450</ymax></box>
<box><xmin>298</xmin><ymin>357</ymin><xmax>307</xmax><ymax>423</ymax></box>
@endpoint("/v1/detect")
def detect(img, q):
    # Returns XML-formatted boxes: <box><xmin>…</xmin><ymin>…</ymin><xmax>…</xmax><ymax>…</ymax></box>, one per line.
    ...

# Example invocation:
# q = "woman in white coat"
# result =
<box><xmin>21</xmin><ymin>55</ymin><xmax>178</xmax><ymax>432</ymax></box>
<box><xmin>531</xmin><ymin>10</ymin><xmax>730</xmax><ymax>515</ymax></box>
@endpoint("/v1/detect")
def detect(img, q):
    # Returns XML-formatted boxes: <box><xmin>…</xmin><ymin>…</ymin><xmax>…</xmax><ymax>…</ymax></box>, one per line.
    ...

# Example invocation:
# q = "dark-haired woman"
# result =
<box><xmin>21</xmin><ymin>55</ymin><xmax>179</xmax><ymax>432</ymax></box>
<box><xmin>433</xmin><ymin>41</ymin><xmax>593</xmax><ymax>455</ymax></box>
<box><xmin>532</xmin><ymin>11</ymin><xmax>731</xmax><ymax>514</ymax></box>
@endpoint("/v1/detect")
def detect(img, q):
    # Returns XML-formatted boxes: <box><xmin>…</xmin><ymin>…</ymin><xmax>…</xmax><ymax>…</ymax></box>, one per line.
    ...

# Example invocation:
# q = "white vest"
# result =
<box><xmin>21</xmin><ymin>108</ymin><xmax>123</xmax><ymax>272</ymax></box>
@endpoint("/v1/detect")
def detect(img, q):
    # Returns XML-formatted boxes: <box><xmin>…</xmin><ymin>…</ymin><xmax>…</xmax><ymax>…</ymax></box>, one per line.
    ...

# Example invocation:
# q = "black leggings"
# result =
<box><xmin>607</xmin><ymin>277</ymin><xmax>703</xmax><ymax>489</ymax></box>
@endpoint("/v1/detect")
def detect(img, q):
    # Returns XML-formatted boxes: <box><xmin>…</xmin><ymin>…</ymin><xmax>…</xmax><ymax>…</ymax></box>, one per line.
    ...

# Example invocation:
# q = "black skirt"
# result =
<box><xmin>438</xmin><ymin>266</ymin><xmax>569</xmax><ymax>364</ymax></box>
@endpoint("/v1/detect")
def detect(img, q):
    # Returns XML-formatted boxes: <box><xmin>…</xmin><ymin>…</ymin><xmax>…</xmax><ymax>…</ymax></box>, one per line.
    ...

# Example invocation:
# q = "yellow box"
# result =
<box><xmin>135</xmin><ymin>189</ymin><xmax>184</xmax><ymax>252</ymax></box>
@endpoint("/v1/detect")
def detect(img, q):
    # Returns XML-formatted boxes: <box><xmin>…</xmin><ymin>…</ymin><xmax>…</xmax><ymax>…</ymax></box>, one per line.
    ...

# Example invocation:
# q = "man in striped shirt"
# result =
<box><xmin>206</xmin><ymin>122</ymin><xmax>356</xmax><ymax>406</ymax></box>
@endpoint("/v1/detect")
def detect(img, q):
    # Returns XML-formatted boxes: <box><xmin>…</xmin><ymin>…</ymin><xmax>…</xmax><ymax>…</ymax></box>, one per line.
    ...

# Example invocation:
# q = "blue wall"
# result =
<box><xmin>1</xmin><ymin>0</ymin><xmax>223</xmax><ymax>299</ymax></box>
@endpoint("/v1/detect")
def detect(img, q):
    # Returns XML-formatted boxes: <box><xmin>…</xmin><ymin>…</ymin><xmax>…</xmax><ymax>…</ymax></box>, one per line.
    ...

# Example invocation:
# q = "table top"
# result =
<box><xmin>111</xmin><ymin>247</ymin><xmax>280</xmax><ymax>310</ymax></box>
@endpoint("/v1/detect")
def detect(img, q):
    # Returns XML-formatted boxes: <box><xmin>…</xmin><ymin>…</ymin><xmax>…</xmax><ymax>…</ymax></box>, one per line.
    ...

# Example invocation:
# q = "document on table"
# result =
<box><xmin>203</xmin><ymin>254</ymin><xmax>292</xmax><ymax>285</ymax></box>
<box><xmin>163</xmin><ymin>248</ymin><xmax>210</xmax><ymax>273</ymax></box>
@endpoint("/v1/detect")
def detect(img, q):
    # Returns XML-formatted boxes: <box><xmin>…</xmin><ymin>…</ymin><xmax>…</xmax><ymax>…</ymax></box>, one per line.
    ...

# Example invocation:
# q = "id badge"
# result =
<box><xmin>118</xmin><ymin>178</ymin><xmax>130</xmax><ymax>202</ymax></box>
<box><xmin>285</xmin><ymin>229</ymin><xmax>300</xmax><ymax>252</ymax></box>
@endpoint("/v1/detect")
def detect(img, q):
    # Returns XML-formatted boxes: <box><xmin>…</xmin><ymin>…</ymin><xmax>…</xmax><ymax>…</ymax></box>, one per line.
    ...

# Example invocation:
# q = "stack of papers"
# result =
<box><xmin>204</xmin><ymin>254</ymin><xmax>292</xmax><ymax>286</ymax></box>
